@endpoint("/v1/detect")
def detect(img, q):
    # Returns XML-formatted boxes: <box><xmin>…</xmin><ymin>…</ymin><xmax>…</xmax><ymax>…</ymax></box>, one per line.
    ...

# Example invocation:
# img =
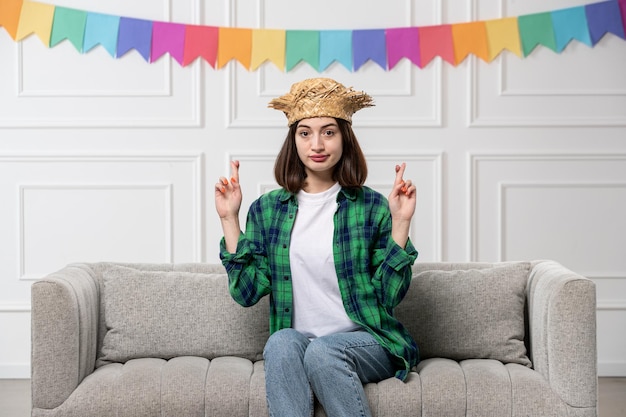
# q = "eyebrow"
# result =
<box><xmin>297</xmin><ymin>123</ymin><xmax>339</xmax><ymax>130</ymax></box>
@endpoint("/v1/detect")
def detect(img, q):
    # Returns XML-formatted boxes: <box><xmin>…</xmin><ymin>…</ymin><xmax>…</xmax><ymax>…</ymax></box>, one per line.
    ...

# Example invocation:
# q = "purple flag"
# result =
<box><xmin>621</xmin><ymin>0</ymin><xmax>626</xmax><ymax>37</ymax></box>
<box><xmin>585</xmin><ymin>0</ymin><xmax>625</xmax><ymax>45</ymax></box>
<box><xmin>353</xmin><ymin>29</ymin><xmax>387</xmax><ymax>71</ymax></box>
<box><xmin>152</xmin><ymin>22</ymin><xmax>186</xmax><ymax>65</ymax></box>
<box><xmin>386</xmin><ymin>27</ymin><xmax>420</xmax><ymax>69</ymax></box>
<box><xmin>117</xmin><ymin>17</ymin><xmax>153</xmax><ymax>62</ymax></box>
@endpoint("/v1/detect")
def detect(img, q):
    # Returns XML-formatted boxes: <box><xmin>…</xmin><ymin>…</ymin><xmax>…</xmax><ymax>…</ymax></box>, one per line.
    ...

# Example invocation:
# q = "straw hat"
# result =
<box><xmin>268</xmin><ymin>78</ymin><xmax>374</xmax><ymax>126</ymax></box>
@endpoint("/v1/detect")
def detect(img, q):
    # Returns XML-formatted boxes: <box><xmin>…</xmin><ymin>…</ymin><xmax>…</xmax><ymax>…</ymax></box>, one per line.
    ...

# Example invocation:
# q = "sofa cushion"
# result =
<box><xmin>97</xmin><ymin>266</ymin><xmax>269</xmax><ymax>366</ymax></box>
<box><xmin>396</xmin><ymin>262</ymin><xmax>532</xmax><ymax>366</ymax></box>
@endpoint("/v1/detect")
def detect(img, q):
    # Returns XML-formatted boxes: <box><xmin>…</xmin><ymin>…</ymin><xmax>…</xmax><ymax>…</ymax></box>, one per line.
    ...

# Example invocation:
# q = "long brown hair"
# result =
<box><xmin>274</xmin><ymin>118</ymin><xmax>368</xmax><ymax>193</ymax></box>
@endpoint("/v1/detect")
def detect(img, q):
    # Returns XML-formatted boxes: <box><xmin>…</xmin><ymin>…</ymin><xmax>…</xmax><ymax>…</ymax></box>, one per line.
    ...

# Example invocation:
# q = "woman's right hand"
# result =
<box><xmin>215</xmin><ymin>160</ymin><xmax>242</xmax><ymax>220</ymax></box>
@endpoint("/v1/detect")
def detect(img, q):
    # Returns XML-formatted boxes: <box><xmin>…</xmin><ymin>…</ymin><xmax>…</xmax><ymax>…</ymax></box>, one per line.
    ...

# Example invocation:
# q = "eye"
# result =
<box><xmin>298</xmin><ymin>130</ymin><xmax>309</xmax><ymax>137</ymax></box>
<box><xmin>323</xmin><ymin>129</ymin><xmax>335</xmax><ymax>136</ymax></box>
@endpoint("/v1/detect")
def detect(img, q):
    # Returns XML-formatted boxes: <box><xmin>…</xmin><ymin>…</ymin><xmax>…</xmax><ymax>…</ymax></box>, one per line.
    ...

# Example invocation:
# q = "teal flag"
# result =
<box><xmin>50</xmin><ymin>7</ymin><xmax>88</xmax><ymax>52</ymax></box>
<box><xmin>286</xmin><ymin>30</ymin><xmax>319</xmax><ymax>71</ymax></box>
<box><xmin>518</xmin><ymin>12</ymin><xmax>557</xmax><ymax>56</ymax></box>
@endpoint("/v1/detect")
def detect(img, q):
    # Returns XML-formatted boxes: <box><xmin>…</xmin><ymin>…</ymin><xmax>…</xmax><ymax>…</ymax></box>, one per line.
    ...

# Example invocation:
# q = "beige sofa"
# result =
<box><xmin>31</xmin><ymin>260</ymin><xmax>597</xmax><ymax>416</ymax></box>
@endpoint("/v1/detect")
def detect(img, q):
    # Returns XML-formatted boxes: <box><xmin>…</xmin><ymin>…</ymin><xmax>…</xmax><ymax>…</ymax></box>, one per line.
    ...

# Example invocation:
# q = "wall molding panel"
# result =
<box><xmin>468</xmin><ymin>0</ymin><xmax>626</xmax><ymax>127</ymax></box>
<box><xmin>469</xmin><ymin>153</ymin><xmax>626</xmax><ymax>264</ymax></box>
<box><xmin>0</xmin><ymin>152</ymin><xmax>205</xmax><ymax>285</ymax></box>
<box><xmin>226</xmin><ymin>0</ymin><xmax>443</xmax><ymax>128</ymax></box>
<box><xmin>497</xmin><ymin>181</ymin><xmax>626</xmax><ymax>267</ymax></box>
<box><xmin>0</xmin><ymin>1</ymin><xmax>203</xmax><ymax>128</ymax></box>
<box><xmin>17</xmin><ymin>183</ymin><xmax>175</xmax><ymax>281</ymax></box>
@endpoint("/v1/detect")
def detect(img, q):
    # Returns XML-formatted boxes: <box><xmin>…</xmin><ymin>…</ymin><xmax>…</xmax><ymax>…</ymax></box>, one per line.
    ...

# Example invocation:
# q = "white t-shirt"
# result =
<box><xmin>289</xmin><ymin>182</ymin><xmax>361</xmax><ymax>338</ymax></box>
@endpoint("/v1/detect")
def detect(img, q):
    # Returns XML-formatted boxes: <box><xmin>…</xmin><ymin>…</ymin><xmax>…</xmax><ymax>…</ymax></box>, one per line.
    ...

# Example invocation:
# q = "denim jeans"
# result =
<box><xmin>263</xmin><ymin>328</ymin><xmax>396</xmax><ymax>417</ymax></box>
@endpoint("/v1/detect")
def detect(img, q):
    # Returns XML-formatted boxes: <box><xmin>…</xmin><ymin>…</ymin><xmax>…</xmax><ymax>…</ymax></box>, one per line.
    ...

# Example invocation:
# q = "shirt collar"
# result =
<box><xmin>278</xmin><ymin>186</ymin><xmax>359</xmax><ymax>203</ymax></box>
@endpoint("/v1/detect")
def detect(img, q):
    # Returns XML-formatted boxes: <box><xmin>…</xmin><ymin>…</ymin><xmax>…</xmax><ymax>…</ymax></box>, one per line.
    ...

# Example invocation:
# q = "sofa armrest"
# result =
<box><xmin>31</xmin><ymin>264</ymin><xmax>99</xmax><ymax>409</ymax></box>
<box><xmin>527</xmin><ymin>260</ymin><xmax>597</xmax><ymax>410</ymax></box>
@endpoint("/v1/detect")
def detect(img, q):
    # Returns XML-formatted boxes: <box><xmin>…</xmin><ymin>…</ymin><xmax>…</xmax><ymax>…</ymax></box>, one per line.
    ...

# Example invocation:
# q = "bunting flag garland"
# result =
<box><xmin>1</xmin><ymin>0</ymin><xmax>625</xmax><ymax>71</ymax></box>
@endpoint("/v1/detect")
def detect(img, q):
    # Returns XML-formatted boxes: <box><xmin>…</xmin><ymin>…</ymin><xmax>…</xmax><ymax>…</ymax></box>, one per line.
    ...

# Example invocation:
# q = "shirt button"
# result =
<box><xmin>284</xmin><ymin>308</ymin><xmax>290</xmax><ymax>313</ymax></box>
<box><xmin>282</xmin><ymin>244</ymin><xmax>287</xmax><ymax>248</ymax></box>
<box><xmin>283</xmin><ymin>276</ymin><xmax>289</xmax><ymax>280</ymax></box>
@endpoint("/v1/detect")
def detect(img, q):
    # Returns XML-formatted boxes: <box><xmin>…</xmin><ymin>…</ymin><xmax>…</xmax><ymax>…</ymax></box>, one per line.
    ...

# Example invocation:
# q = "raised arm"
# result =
<box><xmin>215</xmin><ymin>160</ymin><xmax>242</xmax><ymax>253</ymax></box>
<box><xmin>387</xmin><ymin>162</ymin><xmax>417</xmax><ymax>249</ymax></box>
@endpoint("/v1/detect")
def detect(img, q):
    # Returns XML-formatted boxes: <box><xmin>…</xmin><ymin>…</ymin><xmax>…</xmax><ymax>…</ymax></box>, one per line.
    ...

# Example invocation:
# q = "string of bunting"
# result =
<box><xmin>1</xmin><ymin>0</ymin><xmax>625</xmax><ymax>70</ymax></box>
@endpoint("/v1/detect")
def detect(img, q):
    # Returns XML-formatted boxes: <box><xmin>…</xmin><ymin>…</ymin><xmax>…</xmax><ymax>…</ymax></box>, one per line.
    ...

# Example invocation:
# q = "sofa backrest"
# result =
<box><xmin>89</xmin><ymin>261</ymin><xmax>532</xmax><ymax>369</ymax></box>
<box><xmin>89</xmin><ymin>263</ymin><xmax>269</xmax><ymax>368</ymax></box>
<box><xmin>396</xmin><ymin>262</ymin><xmax>532</xmax><ymax>367</ymax></box>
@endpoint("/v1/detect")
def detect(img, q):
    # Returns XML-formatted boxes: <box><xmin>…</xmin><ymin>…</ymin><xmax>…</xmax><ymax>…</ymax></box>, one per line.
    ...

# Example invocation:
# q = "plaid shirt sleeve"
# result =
<box><xmin>219</xmin><ymin>194</ymin><xmax>274</xmax><ymax>307</ymax></box>
<box><xmin>334</xmin><ymin>186</ymin><xmax>419</xmax><ymax>380</ymax></box>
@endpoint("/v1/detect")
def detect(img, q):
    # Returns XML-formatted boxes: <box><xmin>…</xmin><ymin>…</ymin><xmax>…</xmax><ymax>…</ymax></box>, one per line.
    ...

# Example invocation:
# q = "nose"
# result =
<box><xmin>311</xmin><ymin>134</ymin><xmax>324</xmax><ymax>151</ymax></box>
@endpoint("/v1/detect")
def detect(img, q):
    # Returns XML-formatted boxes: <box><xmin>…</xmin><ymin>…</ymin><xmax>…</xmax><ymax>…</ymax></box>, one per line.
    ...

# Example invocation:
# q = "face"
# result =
<box><xmin>294</xmin><ymin>117</ymin><xmax>343</xmax><ymax>179</ymax></box>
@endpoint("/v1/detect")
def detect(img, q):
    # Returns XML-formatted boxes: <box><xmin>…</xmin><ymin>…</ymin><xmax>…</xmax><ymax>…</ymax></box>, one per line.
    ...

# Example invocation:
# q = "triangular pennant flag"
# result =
<box><xmin>15</xmin><ymin>0</ymin><xmax>54</xmax><ymax>45</ymax></box>
<box><xmin>286</xmin><ymin>30</ymin><xmax>319</xmax><ymax>71</ymax></box>
<box><xmin>585</xmin><ymin>0</ymin><xmax>625</xmax><ymax>45</ymax></box>
<box><xmin>83</xmin><ymin>12</ymin><xmax>120</xmax><ymax>57</ymax></box>
<box><xmin>353</xmin><ymin>29</ymin><xmax>387</xmax><ymax>70</ymax></box>
<box><xmin>518</xmin><ymin>12</ymin><xmax>557</xmax><ymax>56</ymax></box>
<box><xmin>386</xmin><ymin>27</ymin><xmax>420</xmax><ymax>69</ymax></box>
<box><xmin>419</xmin><ymin>25</ymin><xmax>455</xmax><ymax>66</ymax></box>
<box><xmin>551</xmin><ymin>6</ymin><xmax>592</xmax><ymax>52</ymax></box>
<box><xmin>151</xmin><ymin>21</ymin><xmax>185</xmax><ymax>65</ymax></box>
<box><xmin>117</xmin><ymin>17</ymin><xmax>152</xmax><ymax>62</ymax></box>
<box><xmin>621</xmin><ymin>0</ymin><xmax>626</xmax><ymax>38</ymax></box>
<box><xmin>319</xmin><ymin>30</ymin><xmax>352</xmax><ymax>71</ymax></box>
<box><xmin>183</xmin><ymin>25</ymin><xmax>218</xmax><ymax>67</ymax></box>
<box><xmin>217</xmin><ymin>27</ymin><xmax>252</xmax><ymax>69</ymax></box>
<box><xmin>485</xmin><ymin>17</ymin><xmax>522</xmax><ymax>59</ymax></box>
<box><xmin>251</xmin><ymin>29</ymin><xmax>285</xmax><ymax>71</ymax></box>
<box><xmin>451</xmin><ymin>21</ymin><xmax>490</xmax><ymax>63</ymax></box>
<box><xmin>50</xmin><ymin>7</ymin><xmax>87</xmax><ymax>52</ymax></box>
<box><xmin>0</xmin><ymin>0</ymin><xmax>23</xmax><ymax>40</ymax></box>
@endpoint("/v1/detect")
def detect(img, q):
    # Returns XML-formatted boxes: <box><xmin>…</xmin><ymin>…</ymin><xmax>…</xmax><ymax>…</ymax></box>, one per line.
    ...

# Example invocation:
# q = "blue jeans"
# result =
<box><xmin>263</xmin><ymin>328</ymin><xmax>396</xmax><ymax>417</ymax></box>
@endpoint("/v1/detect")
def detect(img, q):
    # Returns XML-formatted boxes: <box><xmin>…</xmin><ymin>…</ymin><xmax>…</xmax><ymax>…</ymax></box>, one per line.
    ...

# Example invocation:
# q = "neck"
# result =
<box><xmin>302</xmin><ymin>173</ymin><xmax>336</xmax><ymax>194</ymax></box>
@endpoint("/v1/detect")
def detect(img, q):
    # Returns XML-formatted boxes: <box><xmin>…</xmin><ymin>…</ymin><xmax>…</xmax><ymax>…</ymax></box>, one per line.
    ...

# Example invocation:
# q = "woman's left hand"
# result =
<box><xmin>388</xmin><ymin>162</ymin><xmax>416</xmax><ymax>222</ymax></box>
<box><xmin>388</xmin><ymin>163</ymin><xmax>416</xmax><ymax>248</ymax></box>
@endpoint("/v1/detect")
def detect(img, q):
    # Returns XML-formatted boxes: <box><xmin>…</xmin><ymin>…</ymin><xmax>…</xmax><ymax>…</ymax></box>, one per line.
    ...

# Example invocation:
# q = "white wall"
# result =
<box><xmin>1</xmin><ymin>0</ymin><xmax>625</xmax><ymax>378</ymax></box>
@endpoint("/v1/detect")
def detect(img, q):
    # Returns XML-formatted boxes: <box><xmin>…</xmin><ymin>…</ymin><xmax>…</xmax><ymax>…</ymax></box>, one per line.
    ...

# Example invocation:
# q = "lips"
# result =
<box><xmin>310</xmin><ymin>155</ymin><xmax>329</xmax><ymax>163</ymax></box>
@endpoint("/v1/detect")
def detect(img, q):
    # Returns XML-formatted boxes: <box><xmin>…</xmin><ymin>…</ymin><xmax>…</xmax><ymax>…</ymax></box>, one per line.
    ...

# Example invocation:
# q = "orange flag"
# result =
<box><xmin>250</xmin><ymin>29</ymin><xmax>285</xmax><ymax>71</ymax></box>
<box><xmin>485</xmin><ymin>17</ymin><xmax>522</xmax><ymax>59</ymax></box>
<box><xmin>451</xmin><ymin>21</ymin><xmax>490</xmax><ymax>64</ymax></box>
<box><xmin>217</xmin><ymin>27</ymin><xmax>252</xmax><ymax>69</ymax></box>
<box><xmin>16</xmin><ymin>0</ymin><xmax>55</xmax><ymax>45</ymax></box>
<box><xmin>0</xmin><ymin>0</ymin><xmax>24</xmax><ymax>40</ymax></box>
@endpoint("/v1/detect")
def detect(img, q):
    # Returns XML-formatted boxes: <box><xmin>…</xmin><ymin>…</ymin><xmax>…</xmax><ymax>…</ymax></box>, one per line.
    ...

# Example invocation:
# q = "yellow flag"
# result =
<box><xmin>16</xmin><ymin>1</ymin><xmax>55</xmax><ymax>45</ymax></box>
<box><xmin>485</xmin><ymin>17</ymin><xmax>522</xmax><ymax>60</ymax></box>
<box><xmin>251</xmin><ymin>29</ymin><xmax>285</xmax><ymax>71</ymax></box>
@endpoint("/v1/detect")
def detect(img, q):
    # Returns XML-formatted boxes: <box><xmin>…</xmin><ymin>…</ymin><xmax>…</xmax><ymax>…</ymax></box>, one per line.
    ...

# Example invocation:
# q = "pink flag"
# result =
<box><xmin>184</xmin><ymin>25</ymin><xmax>218</xmax><ymax>67</ymax></box>
<box><xmin>386</xmin><ymin>27</ymin><xmax>421</xmax><ymax>69</ymax></box>
<box><xmin>151</xmin><ymin>21</ymin><xmax>186</xmax><ymax>65</ymax></box>
<box><xmin>419</xmin><ymin>25</ymin><xmax>455</xmax><ymax>67</ymax></box>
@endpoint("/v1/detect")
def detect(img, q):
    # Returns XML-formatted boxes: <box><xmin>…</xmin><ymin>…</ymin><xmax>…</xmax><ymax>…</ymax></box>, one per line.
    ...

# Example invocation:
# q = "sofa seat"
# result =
<box><xmin>37</xmin><ymin>356</ymin><xmax>566</xmax><ymax>417</ymax></box>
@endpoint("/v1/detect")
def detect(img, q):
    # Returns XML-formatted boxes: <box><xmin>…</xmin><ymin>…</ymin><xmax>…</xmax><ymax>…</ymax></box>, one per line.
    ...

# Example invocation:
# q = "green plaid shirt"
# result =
<box><xmin>220</xmin><ymin>186</ymin><xmax>419</xmax><ymax>380</ymax></box>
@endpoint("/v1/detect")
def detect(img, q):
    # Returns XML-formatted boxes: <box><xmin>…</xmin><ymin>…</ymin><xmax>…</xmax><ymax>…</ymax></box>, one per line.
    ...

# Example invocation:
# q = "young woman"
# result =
<box><xmin>215</xmin><ymin>78</ymin><xmax>418</xmax><ymax>417</ymax></box>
